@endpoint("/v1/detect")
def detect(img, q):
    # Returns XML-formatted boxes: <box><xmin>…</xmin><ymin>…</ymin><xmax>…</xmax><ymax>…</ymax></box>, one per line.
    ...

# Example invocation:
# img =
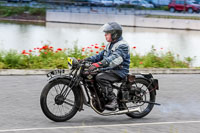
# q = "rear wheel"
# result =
<box><xmin>125</xmin><ymin>78</ymin><xmax>156</xmax><ymax>118</ymax></box>
<box><xmin>40</xmin><ymin>79</ymin><xmax>81</xmax><ymax>122</ymax></box>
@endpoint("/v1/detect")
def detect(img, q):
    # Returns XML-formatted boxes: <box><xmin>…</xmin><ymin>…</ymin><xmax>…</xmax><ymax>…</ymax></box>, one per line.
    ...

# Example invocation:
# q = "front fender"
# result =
<box><xmin>48</xmin><ymin>75</ymin><xmax>73</xmax><ymax>83</ymax></box>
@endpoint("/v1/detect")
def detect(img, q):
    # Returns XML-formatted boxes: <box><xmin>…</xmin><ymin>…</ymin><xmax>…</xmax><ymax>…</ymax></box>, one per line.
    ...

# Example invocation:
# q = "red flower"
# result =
<box><xmin>101</xmin><ymin>45</ymin><xmax>105</xmax><ymax>48</ymax></box>
<box><xmin>91</xmin><ymin>45</ymin><xmax>94</xmax><ymax>46</ymax></box>
<box><xmin>23</xmin><ymin>53</ymin><xmax>30</xmax><ymax>55</ymax></box>
<box><xmin>37</xmin><ymin>47</ymin><xmax>40</xmax><ymax>49</ymax></box>
<box><xmin>82</xmin><ymin>49</ymin><xmax>85</xmax><ymax>52</ymax></box>
<box><xmin>44</xmin><ymin>52</ymin><xmax>47</xmax><ymax>54</ymax></box>
<box><xmin>133</xmin><ymin>46</ymin><xmax>136</xmax><ymax>49</ymax></box>
<box><xmin>96</xmin><ymin>51</ymin><xmax>99</xmax><ymax>54</ymax></box>
<box><xmin>139</xmin><ymin>61</ymin><xmax>143</xmax><ymax>64</ymax></box>
<box><xmin>90</xmin><ymin>50</ymin><xmax>93</xmax><ymax>52</ymax></box>
<box><xmin>29</xmin><ymin>50</ymin><xmax>32</xmax><ymax>52</ymax></box>
<box><xmin>21</xmin><ymin>50</ymin><xmax>29</xmax><ymax>55</ymax></box>
<box><xmin>49</xmin><ymin>46</ymin><xmax>53</xmax><ymax>49</ymax></box>
<box><xmin>95</xmin><ymin>43</ymin><xmax>98</xmax><ymax>45</ymax></box>
<box><xmin>21</xmin><ymin>50</ymin><xmax>26</xmax><ymax>54</ymax></box>
<box><xmin>42</xmin><ymin>45</ymin><xmax>48</xmax><ymax>49</ymax></box>
<box><xmin>57</xmin><ymin>48</ymin><xmax>62</xmax><ymax>51</ymax></box>
<box><xmin>94</xmin><ymin>46</ymin><xmax>99</xmax><ymax>49</ymax></box>
<box><xmin>34</xmin><ymin>48</ymin><xmax>36</xmax><ymax>50</ymax></box>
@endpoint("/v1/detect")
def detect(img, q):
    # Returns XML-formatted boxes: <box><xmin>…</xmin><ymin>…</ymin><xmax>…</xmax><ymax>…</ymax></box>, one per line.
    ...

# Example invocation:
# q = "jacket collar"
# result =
<box><xmin>111</xmin><ymin>36</ymin><xmax>123</xmax><ymax>45</ymax></box>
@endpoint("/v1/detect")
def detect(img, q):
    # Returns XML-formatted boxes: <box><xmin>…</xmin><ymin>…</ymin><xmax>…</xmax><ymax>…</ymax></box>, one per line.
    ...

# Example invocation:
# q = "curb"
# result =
<box><xmin>129</xmin><ymin>68</ymin><xmax>200</xmax><ymax>74</ymax></box>
<box><xmin>0</xmin><ymin>68</ymin><xmax>200</xmax><ymax>75</ymax></box>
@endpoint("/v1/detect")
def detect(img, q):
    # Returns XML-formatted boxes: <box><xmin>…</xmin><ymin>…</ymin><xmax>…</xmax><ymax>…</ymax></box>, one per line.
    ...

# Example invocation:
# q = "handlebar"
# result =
<box><xmin>78</xmin><ymin>59</ymin><xmax>114</xmax><ymax>74</ymax></box>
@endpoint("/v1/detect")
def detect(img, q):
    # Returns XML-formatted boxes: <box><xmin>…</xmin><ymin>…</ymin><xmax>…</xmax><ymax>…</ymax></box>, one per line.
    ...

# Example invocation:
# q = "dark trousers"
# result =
<box><xmin>95</xmin><ymin>70</ymin><xmax>122</xmax><ymax>101</ymax></box>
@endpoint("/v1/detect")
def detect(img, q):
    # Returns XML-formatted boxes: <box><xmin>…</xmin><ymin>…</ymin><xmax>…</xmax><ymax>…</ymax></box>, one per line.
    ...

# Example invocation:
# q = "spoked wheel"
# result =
<box><xmin>40</xmin><ymin>79</ymin><xmax>81</xmax><ymax>122</ymax></box>
<box><xmin>125</xmin><ymin>78</ymin><xmax>156</xmax><ymax>118</ymax></box>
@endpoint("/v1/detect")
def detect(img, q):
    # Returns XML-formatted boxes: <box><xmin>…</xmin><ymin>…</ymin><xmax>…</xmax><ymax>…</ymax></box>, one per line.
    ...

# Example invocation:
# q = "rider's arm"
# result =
<box><xmin>87</xmin><ymin>50</ymin><xmax>105</xmax><ymax>63</ymax></box>
<box><xmin>104</xmin><ymin>44</ymin><xmax>129</xmax><ymax>68</ymax></box>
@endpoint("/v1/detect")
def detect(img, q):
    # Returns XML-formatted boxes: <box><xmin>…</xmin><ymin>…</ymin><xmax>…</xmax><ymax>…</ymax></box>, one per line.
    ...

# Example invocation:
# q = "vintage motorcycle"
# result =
<box><xmin>40</xmin><ymin>57</ymin><xmax>160</xmax><ymax>122</ymax></box>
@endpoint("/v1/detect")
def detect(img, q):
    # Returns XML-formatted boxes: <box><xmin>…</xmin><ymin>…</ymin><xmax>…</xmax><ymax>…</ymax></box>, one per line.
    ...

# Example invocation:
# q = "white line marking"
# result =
<box><xmin>0</xmin><ymin>120</ymin><xmax>200</xmax><ymax>132</ymax></box>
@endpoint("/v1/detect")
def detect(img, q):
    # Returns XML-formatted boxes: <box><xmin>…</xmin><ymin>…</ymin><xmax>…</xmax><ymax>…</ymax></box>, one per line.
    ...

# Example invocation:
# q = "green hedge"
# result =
<box><xmin>0</xmin><ymin>6</ymin><xmax>46</xmax><ymax>17</ymax></box>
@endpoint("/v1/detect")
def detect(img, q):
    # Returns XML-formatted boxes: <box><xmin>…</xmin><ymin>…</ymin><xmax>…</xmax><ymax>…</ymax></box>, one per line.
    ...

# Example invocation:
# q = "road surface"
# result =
<box><xmin>0</xmin><ymin>74</ymin><xmax>200</xmax><ymax>133</ymax></box>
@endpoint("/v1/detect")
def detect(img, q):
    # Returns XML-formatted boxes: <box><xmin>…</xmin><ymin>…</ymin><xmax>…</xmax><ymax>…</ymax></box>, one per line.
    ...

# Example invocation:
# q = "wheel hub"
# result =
<box><xmin>55</xmin><ymin>94</ymin><xmax>65</xmax><ymax>105</ymax></box>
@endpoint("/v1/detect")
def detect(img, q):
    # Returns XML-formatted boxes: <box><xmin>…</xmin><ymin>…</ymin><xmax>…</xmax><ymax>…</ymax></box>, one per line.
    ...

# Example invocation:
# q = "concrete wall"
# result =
<box><xmin>47</xmin><ymin>11</ymin><xmax>200</xmax><ymax>30</ymax></box>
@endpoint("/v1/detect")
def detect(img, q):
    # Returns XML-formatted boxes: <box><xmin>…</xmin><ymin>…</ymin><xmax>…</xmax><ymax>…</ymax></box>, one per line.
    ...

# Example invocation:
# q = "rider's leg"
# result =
<box><xmin>96</xmin><ymin>70</ymin><xmax>122</xmax><ymax>110</ymax></box>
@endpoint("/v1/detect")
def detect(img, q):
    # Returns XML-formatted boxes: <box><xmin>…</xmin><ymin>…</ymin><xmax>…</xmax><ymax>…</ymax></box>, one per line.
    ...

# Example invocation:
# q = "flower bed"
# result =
<box><xmin>0</xmin><ymin>44</ymin><xmax>193</xmax><ymax>69</ymax></box>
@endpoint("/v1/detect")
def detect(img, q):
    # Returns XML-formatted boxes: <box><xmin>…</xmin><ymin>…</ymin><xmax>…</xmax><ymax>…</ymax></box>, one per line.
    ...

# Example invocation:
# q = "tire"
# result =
<box><xmin>188</xmin><ymin>8</ymin><xmax>193</xmax><ymax>13</ymax></box>
<box><xmin>169</xmin><ymin>7</ymin><xmax>175</xmax><ymax>13</ymax></box>
<box><xmin>126</xmin><ymin>78</ymin><xmax>156</xmax><ymax>118</ymax></box>
<box><xmin>40</xmin><ymin>79</ymin><xmax>81</xmax><ymax>122</ymax></box>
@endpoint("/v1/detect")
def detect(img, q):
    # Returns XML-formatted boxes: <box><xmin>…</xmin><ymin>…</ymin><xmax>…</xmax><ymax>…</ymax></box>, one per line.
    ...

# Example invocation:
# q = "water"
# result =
<box><xmin>0</xmin><ymin>22</ymin><xmax>199</xmax><ymax>66</ymax></box>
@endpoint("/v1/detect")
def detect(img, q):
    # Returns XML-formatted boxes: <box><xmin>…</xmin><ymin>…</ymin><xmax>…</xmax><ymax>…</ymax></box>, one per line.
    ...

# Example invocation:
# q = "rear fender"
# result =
<box><xmin>135</xmin><ymin>74</ymin><xmax>158</xmax><ymax>95</ymax></box>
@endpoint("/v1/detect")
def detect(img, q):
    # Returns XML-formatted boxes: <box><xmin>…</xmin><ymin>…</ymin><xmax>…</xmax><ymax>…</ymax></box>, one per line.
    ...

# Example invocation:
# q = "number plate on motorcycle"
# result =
<box><xmin>47</xmin><ymin>69</ymin><xmax>65</xmax><ymax>78</ymax></box>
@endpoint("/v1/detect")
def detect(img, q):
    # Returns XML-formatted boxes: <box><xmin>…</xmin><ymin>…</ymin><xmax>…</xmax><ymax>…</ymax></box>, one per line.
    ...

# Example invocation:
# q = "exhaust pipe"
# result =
<box><xmin>114</xmin><ymin>107</ymin><xmax>141</xmax><ymax>115</ymax></box>
<box><xmin>90</xmin><ymin>100</ymin><xmax>141</xmax><ymax>116</ymax></box>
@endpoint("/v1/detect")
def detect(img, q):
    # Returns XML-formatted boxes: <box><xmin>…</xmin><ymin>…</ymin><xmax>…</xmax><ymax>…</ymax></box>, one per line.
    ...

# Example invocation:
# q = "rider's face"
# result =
<box><xmin>105</xmin><ymin>33</ymin><xmax>112</xmax><ymax>42</ymax></box>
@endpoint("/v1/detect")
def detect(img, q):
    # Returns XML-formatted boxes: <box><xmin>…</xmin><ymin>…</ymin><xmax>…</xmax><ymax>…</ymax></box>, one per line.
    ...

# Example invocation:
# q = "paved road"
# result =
<box><xmin>0</xmin><ymin>74</ymin><xmax>200</xmax><ymax>133</ymax></box>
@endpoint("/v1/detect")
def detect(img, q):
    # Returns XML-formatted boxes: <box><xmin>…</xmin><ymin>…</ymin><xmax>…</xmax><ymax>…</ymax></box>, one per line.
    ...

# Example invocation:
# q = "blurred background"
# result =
<box><xmin>0</xmin><ymin>0</ymin><xmax>200</xmax><ymax>68</ymax></box>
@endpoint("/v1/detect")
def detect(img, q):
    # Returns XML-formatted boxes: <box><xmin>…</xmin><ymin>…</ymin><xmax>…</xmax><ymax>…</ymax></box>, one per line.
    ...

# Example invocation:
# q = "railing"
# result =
<box><xmin>48</xmin><ymin>6</ymin><xmax>154</xmax><ymax>16</ymax></box>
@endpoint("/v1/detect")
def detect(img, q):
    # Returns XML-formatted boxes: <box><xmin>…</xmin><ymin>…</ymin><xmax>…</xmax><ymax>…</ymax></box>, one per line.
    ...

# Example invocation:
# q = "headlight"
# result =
<box><xmin>67</xmin><ymin>57</ymin><xmax>78</xmax><ymax>69</ymax></box>
<box><xmin>67</xmin><ymin>57</ymin><xmax>73</xmax><ymax>70</ymax></box>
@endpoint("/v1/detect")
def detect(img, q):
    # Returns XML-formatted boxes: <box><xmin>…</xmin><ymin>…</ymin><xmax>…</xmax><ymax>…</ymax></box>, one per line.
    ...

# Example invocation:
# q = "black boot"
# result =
<box><xmin>105</xmin><ymin>97</ymin><xmax>118</xmax><ymax>111</ymax></box>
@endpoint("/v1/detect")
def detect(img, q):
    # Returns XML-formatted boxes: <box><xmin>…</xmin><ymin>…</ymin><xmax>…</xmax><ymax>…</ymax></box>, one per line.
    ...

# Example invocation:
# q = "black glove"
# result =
<box><xmin>89</xmin><ymin>62</ymin><xmax>103</xmax><ymax>71</ymax></box>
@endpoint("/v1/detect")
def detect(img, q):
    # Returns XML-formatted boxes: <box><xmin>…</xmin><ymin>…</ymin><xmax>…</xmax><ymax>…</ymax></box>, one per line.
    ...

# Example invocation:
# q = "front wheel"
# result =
<box><xmin>40</xmin><ymin>79</ymin><xmax>81</xmax><ymax>122</ymax></box>
<box><xmin>125</xmin><ymin>78</ymin><xmax>156</xmax><ymax>118</ymax></box>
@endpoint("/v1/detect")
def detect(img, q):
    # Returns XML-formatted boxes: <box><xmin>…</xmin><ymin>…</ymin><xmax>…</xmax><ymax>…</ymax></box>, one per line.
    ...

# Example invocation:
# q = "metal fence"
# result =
<box><xmin>50</xmin><ymin>6</ymin><xmax>154</xmax><ymax>15</ymax></box>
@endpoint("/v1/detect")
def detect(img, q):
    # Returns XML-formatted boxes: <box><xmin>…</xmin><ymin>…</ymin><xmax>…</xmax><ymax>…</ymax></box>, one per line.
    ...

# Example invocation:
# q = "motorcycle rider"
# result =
<box><xmin>86</xmin><ymin>22</ymin><xmax>130</xmax><ymax>110</ymax></box>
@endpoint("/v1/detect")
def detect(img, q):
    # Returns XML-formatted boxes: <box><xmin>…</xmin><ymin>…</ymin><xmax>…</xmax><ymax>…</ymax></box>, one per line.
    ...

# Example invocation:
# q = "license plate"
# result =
<box><xmin>47</xmin><ymin>69</ymin><xmax>65</xmax><ymax>78</ymax></box>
